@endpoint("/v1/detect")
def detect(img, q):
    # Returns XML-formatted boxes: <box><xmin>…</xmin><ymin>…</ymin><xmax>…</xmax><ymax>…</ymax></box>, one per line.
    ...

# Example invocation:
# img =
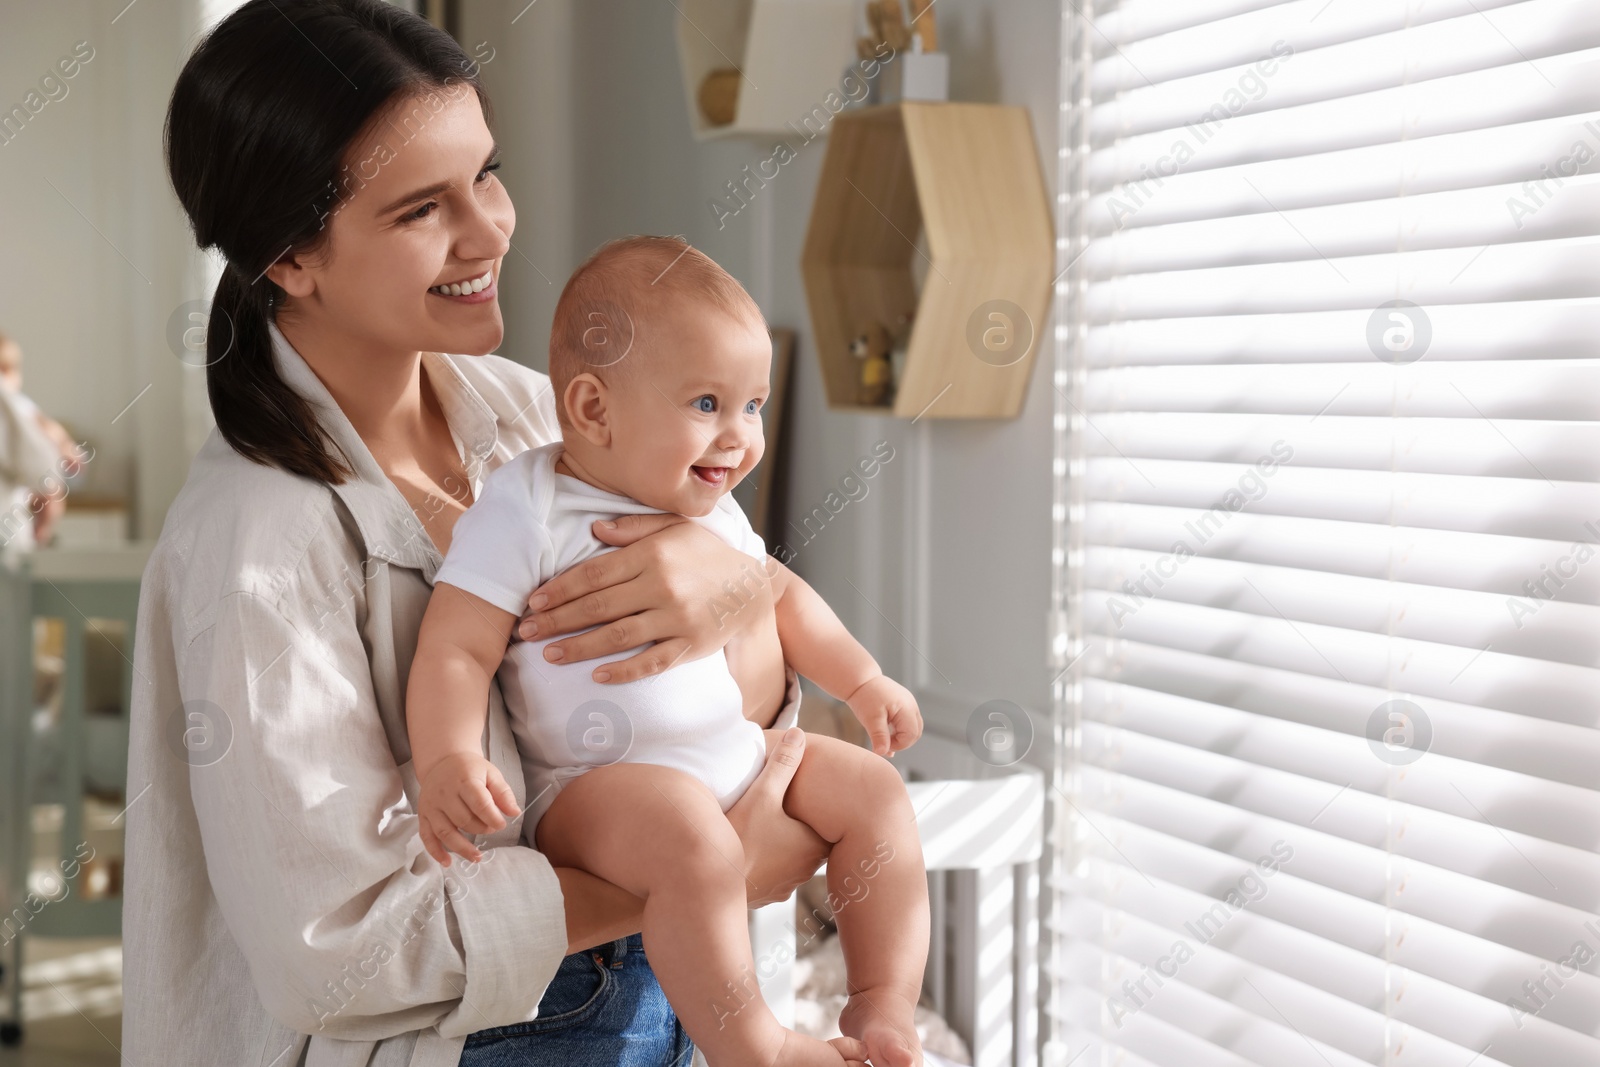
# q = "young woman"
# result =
<box><xmin>122</xmin><ymin>3</ymin><xmax>828</xmax><ymax>1064</ymax></box>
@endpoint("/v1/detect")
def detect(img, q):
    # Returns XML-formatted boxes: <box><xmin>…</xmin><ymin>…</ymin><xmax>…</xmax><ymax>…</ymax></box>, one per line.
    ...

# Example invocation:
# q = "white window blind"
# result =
<box><xmin>1048</xmin><ymin>3</ymin><xmax>1600</xmax><ymax>1066</ymax></box>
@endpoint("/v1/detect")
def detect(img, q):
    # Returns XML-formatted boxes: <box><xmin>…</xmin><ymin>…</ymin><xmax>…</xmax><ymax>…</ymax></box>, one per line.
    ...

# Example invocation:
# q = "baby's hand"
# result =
<box><xmin>845</xmin><ymin>675</ymin><xmax>922</xmax><ymax>758</ymax></box>
<box><xmin>416</xmin><ymin>752</ymin><xmax>521</xmax><ymax>866</ymax></box>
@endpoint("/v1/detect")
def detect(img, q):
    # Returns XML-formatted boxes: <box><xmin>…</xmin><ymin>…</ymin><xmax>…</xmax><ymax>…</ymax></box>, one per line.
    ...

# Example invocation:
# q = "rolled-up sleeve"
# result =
<box><xmin>180</xmin><ymin>586</ymin><xmax>568</xmax><ymax>1040</ymax></box>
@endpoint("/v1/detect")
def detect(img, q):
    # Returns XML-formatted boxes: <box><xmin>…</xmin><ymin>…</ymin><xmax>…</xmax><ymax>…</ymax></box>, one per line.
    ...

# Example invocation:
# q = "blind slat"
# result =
<box><xmin>1051</xmin><ymin>3</ymin><xmax>1600</xmax><ymax>1064</ymax></box>
<box><xmin>1083</xmin><ymin>413</ymin><xmax>1600</xmax><ymax>482</ymax></box>
<box><xmin>1063</xmin><ymin>865</ymin><xmax>1600</xmax><ymax>1040</ymax></box>
<box><xmin>1082</xmin><ymin>678</ymin><xmax>1600</xmax><ymax>848</ymax></box>
<box><xmin>1087</xmin><ymin>546</ymin><xmax>1600</xmax><ymax>665</ymax></box>
<box><xmin>1085</xmin><ymin>503</ymin><xmax>1600</xmax><ymax>600</ymax></box>
<box><xmin>1068</xmin><ymin>893</ymin><xmax>1600</xmax><ymax>1067</ymax></box>
<box><xmin>1082</xmin><ymin>721</ymin><xmax>1600</xmax><ymax>905</ymax></box>
<box><xmin>1094</xmin><ymin>1</ymin><xmax>1600</xmax><ymax>116</ymax></box>
<box><xmin>1083</xmin><ymin>300</ymin><xmax>1600</xmax><ymax>365</ymax></box>
<box><xmin>1087</xmin><ymin>114</ymin><xmax>1600</xmax><ymax>221</ymax></box>
<box><xmin>1085</xmin><ymin>180</ymin><xmax>1600</xmax><ymax>272</ymax></box>
<box><xmin>1084</xmin><ymin>457</ymin><xmax>1600</xmax><ymax>542</ymax></box>
<box><xmin>1089</xmin><ymin>601</ymin><xmax>1600</xmax><ymax>729</ymax></box>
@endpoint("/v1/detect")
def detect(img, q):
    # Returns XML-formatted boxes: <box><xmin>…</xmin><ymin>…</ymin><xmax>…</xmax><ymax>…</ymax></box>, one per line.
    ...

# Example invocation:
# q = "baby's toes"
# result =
<box><xmin>827</xmin><ymin>1035</ymin><xmax>869</xmax><ymax>1065</ymax></box>
<box><xmin>864</xmin><ymin>1024</ymin><xmax>919</xmax><ymax>1067</ymax></box>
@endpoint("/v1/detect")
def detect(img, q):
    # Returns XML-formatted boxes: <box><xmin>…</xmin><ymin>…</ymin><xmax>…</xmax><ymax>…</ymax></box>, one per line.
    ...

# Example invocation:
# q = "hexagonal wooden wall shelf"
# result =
<box><xmin>801</xmin><ymin>102</ymin><xmax>1054</xmax><ymax>419</ymax></box>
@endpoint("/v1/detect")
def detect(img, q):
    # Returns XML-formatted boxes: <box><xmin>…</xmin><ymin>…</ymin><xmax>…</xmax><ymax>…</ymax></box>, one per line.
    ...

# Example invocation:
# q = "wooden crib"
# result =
<box><xmin>0</xmin><ymin>542</ymin><xmax>149</xmax><ymax>1046</ymax></box>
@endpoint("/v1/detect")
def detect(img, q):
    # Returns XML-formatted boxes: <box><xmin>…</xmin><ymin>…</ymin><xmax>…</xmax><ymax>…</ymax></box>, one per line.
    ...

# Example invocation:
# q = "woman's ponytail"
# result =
<box><xmin>207</xmin><ymin>262</ymin><xmax>351</xmax><ymax>484</ymax></box>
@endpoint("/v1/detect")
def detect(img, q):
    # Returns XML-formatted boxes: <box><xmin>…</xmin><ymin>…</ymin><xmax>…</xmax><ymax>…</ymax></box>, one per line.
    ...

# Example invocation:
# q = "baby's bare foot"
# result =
<box><xmin>762</xmin><ymin>1029</ymin><xmax>869</xmax><ymax>1067</ymax></box>
<box><xmin>839</xmin><ymin>988</ymin><xmax>921</xmax><ymax>1067</ymax></box>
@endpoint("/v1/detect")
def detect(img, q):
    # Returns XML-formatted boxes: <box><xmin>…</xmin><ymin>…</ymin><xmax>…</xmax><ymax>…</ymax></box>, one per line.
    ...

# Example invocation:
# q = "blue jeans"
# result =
<box><xmin>460</xmin><ymin>933</ymin><xmax>693</xmax><ymax>1066</ymax></box>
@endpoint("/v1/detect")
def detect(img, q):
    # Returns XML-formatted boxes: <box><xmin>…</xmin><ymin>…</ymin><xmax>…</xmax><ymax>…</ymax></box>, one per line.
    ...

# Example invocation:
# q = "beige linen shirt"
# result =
<box><xmin>121</xmin><ymin>321</ymin><xmax>800</xmax><ymax>1067</ymax></box>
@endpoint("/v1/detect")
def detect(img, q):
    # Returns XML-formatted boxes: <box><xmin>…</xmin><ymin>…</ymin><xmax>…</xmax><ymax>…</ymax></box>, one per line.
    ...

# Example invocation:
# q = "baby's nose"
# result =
<box><xmin>715</xmin><ymin>423</ymin><xmax>750</xmax><ymax>449</ymax></box>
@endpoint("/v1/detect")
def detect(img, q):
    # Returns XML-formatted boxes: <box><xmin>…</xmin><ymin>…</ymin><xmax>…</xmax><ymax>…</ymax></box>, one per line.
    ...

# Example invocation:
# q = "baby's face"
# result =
<box><xmin>606</xmin><ymin>305</ymin><xmax>771</xmax><ymax>516</ymax></box>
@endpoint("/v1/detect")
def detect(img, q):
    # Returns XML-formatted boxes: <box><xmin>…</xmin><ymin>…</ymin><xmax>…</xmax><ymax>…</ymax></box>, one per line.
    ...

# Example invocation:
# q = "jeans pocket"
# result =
<box><xmin>463</xmin><ymin>949</ymin><xmax>613</xmax><ymax>1044</ymax></box>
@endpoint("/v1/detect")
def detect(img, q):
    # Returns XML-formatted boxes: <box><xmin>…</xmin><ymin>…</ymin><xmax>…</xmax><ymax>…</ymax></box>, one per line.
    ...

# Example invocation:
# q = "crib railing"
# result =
<box><xmin>0</xmin><ymin>543</ymin><xmax>149</xmax><ymax>1046</ymax></box>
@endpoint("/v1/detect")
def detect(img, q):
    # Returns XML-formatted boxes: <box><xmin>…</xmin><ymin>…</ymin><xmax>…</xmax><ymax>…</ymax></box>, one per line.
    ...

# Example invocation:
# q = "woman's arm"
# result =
<box><xmin>555</xmin><ymin>868</ymin><xmax>646</xmax><ymax>951</ymax></box>
<box><xmin>515</xmin><ymin>513</ymin><xmax>775</xmax><ymax>682</ymax></box>
<box><xmin>180</xmin><ymin>587</ymin><xmax>570</xmax><ymax>1039</ymax></box>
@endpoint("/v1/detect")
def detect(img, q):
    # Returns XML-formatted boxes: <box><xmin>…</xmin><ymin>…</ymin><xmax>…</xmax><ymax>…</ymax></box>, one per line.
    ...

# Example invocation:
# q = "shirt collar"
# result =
<box><xmin>266</xmin><ymin>319</ymin><xmax>498</xmax><ymax>576</ymax></box>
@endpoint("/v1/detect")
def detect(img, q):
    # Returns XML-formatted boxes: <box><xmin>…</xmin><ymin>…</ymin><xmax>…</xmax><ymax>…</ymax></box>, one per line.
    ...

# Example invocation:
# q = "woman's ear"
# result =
<box><xmin>265</xmin><ymin>254</ymin><xmax>316</xmax><ymax>300</ymax></box>
<box><xmin>564</xmin><ymin>373</ymin><xmax>612</xmax><ymax>446</ymax></box>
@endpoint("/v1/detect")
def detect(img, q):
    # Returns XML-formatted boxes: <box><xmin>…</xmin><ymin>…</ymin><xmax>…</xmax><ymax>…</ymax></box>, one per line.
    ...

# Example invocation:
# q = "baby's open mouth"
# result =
<box><xmin>692</xmin><ymin>466</ymin><xmax>729</xmax><ymax>488</ymax></box>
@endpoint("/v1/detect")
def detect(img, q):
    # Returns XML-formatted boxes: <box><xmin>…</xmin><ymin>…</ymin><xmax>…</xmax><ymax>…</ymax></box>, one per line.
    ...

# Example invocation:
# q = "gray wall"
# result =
<box><xmin>0</xmin><ymin>0</ymin><xmax>199</xmax><ymax>540</ymax></box>
<box><xmin>466</xmin><ymin>0</ymin><xmax>1061</xmax><ymax>745</ymax></box>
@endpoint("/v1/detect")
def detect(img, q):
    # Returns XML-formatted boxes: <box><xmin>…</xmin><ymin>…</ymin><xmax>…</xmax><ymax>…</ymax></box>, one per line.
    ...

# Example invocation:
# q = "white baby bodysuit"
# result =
<box><xmin>432</xmin><ymin>440</ymin><xmax>770</xmax><ymax>841</ymax></box>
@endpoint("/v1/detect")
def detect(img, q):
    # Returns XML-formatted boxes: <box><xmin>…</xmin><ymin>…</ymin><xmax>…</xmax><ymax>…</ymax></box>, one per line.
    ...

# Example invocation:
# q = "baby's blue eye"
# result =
<box><xmin>692</xmin><ymin>395</ymin><xmax>716</xmax><ymax>413</ymax></box>
<box><xmin>745</xmin><ymin>398</ymin><xmax>762</xmax><ymax>415</ymax></box>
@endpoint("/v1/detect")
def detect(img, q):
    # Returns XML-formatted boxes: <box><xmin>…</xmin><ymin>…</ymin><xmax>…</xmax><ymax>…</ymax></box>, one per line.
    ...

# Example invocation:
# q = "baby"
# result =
<box><xmin>0</xmin><ymin>332</ymin><xmax>87</xmax><ymax>547</ymax></box>
<box><xmin>406</xmin><ymin>236</ymin><xmax>929</xmax><ymax>1067</ymax></box>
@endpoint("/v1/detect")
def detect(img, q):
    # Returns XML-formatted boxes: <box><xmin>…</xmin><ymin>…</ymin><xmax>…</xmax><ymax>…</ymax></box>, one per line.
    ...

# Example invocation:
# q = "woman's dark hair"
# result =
<box><xmin>164</xmin><ymin>0</ymin><xmax>492</xmax><ymax>484</ymax></box>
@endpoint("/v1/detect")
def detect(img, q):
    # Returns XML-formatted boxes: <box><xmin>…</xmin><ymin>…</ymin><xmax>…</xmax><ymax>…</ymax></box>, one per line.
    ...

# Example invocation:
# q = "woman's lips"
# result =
<box><xmin>428</xmin><ymin>270</ymin><xmax>496</xmax><ymax>304</ymax></box>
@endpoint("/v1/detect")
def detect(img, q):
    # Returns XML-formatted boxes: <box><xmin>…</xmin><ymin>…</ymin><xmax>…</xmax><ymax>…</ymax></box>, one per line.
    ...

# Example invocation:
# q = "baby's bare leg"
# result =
<box><xmin>763</xmin><ymin>730</ymin><xmax>930</xmax><ymax>1067</ymax></box>
<box><xmin>534</xmin><ymin>763</ymin><xmax>866</xmax><ymax>1067</ymax></box>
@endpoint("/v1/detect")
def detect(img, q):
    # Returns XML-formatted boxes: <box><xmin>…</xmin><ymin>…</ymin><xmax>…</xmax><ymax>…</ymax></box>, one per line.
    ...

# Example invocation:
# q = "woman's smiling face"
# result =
<box><xmin>269</xmin><ymin>84</ymin><xmax>514</xmax><ymax>358</ymax></box>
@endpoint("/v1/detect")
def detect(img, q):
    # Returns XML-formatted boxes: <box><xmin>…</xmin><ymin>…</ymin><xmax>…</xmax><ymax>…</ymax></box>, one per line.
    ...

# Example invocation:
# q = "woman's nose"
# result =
<box><xmin>455</xmin><ymin>191</ymin><xmax>511</xmax><ymax>263</ymax></box>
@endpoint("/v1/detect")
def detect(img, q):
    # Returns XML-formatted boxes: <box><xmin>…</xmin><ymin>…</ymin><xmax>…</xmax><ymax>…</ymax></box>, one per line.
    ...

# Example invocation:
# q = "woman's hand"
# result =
<box><xmin>516</xmin><ymin>513</ymin><xmax>775</xmax><ymax>683</ymax></box>
<box><xmin>726</xmin><ymin>728</ymin><xmax>829</xmax><ymax>907</ymax></box>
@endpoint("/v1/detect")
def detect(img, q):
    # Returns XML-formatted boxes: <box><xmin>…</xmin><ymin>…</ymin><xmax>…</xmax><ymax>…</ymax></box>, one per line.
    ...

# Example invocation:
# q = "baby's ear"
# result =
<box><xmin>563</xmin><ymin>373</ymin><xmax>611</xmax><ymax>445</ymax></box>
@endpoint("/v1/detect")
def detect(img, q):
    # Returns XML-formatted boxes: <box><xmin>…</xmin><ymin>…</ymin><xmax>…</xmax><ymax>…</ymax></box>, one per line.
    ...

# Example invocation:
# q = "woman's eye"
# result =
<box><xmin>402</xmin><ymin>163</ymin><xmax>499</xmax><ymax>223</ymax></box>
<box><xmin>745</xmin><ymin>398</ymin><xmax>762</xmax><ymax>415</ymax></box>
<box><xmin>692</xmin><ymin>395</ymin><xmax>716</xmax><ymax>413</ymax></box>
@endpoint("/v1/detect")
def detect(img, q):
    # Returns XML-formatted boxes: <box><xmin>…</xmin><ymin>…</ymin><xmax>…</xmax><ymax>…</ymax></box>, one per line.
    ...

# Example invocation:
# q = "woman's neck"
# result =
<box><xmin>276</xmin><ymin>317</ymin><xmax>432</xmax><ymax>451</ymax></box>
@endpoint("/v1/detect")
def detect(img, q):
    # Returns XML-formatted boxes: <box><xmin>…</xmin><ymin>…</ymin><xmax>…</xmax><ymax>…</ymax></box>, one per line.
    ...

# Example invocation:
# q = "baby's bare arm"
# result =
<box><xmin>769</xmin><ymin>560</ymin><xmax>923</xmax><ymax>755</ymax></box>
<box><xmin>407</xmin><ymin>581</ymin><xmax>519</xmax><ymax>781</ymax></box>
<box><xmin>768</xmin><ymin>558</ymin><xmax>879</xmax><ymax>702</ymax></box>
<box><xmin>407</xmin><ymin>583</ymin><xmax>525</xmax><ymax>866</ymax></box>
